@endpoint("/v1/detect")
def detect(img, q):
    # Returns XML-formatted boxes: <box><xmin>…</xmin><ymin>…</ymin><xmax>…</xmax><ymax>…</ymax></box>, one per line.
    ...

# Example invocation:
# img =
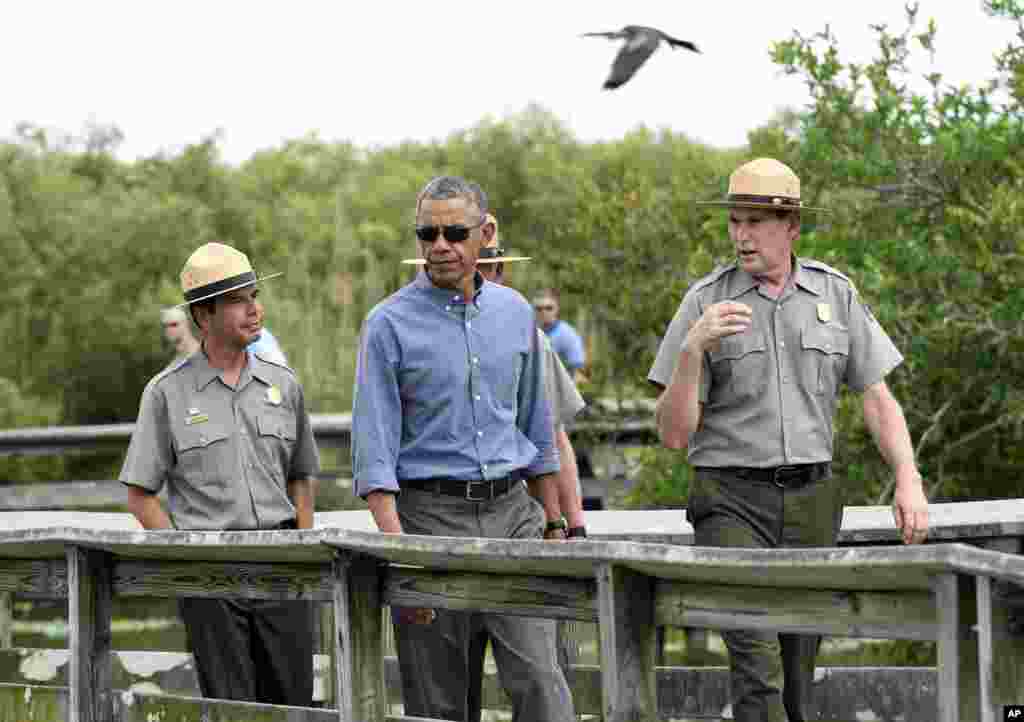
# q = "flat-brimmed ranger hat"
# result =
<box><xmin>697</xmin><ymin>158</ymin><xmax>827</xmax><ymax>213</ymax></box>
<box><xmin>401</xmin><ymin>214</ymin><xmax>532</xmax><ymax>266</ymax></box>
<box><xmin>177</xmin><ymin>242</ymin><xmax>282</xmax><ymax>307</ymax></box>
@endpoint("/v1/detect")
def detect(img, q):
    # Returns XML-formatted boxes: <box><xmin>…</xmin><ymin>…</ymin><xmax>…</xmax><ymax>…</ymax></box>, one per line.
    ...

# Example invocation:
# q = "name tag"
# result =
<box><xmin>266</xmin><ymin>386</ymin><xmax>282</xmax><ymax>406</ymax></box>
<box><xmin>816</xmin><ymin>303</ymin><xmax>831</xmax><ymax>323</ymax></box>
<box><xmin>185</xmin><ymin>413</ymin><xmax>209</xmax><ymax>426</ymax></box>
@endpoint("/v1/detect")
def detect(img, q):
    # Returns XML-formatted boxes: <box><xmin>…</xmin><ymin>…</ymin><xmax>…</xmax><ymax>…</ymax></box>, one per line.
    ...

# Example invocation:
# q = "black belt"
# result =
<box><xmin>701</xmin><ymin>463</ymin><xmax>831</xmax><ymax>489</ymax></box>
<box><xmin>402</xmin><ymin>475</ymin><xmax>521</xmax><ymax>501</ymax></box>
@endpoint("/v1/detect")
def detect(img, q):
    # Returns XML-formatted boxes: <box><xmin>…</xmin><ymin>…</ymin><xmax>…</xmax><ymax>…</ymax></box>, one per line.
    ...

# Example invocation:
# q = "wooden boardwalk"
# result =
<box><xmin>0</xmin><ymin>502</ymin><xmax>1021</xmax><ymax>721</ymax></box>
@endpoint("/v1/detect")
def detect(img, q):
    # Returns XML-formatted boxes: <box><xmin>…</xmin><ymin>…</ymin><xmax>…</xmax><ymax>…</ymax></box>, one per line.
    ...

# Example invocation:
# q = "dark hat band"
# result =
<box><xmin>478</xmin><ymin>247</ymin><xmax>505</xmax><ymax>259</ymax></box>
<box><xmin>728</xmin><ymin>193</ymin><xmax>802</xmax><ymax>207</ymax></box>
<box><xmin>184</xmin><ymin>271</ymin><xmax>257</xmax><ymax>303</ymax></box>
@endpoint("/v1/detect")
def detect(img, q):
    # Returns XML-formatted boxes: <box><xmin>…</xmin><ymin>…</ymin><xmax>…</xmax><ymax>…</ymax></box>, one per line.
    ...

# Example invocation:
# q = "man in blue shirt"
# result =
<box><xmin>534</xmin><ymin>290</ymin><xmax>586</xmax><ymax>380</ymax></box>
<box><xmin>352</xmin><ymin>176</ymin><xmax>574</xmax><ymax>722</ymax></box>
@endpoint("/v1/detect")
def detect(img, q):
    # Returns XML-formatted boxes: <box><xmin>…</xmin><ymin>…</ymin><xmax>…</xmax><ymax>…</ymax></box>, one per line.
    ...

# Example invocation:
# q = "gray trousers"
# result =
<box><xmin>688</xmin><ymin>469</ymin><xmax>843</xmax><ymax>722</ymax></box>
<box><xmin>394</xmin><ymin>483</ymin><xmax>576</xmax><ymax>722</ymax></box>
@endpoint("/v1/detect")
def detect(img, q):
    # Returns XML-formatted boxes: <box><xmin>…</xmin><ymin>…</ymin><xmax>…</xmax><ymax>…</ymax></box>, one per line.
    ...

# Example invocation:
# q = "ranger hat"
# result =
<box><xmin>401</xmin><ymin>213</ymin><xmax>532</xmax><ymax>265</ymax></box>
<box><xmin>177</xmin><ymin>242</ymin><xmax>282</xmax><ymax>307</ymax></box>
<box><xmin>697</xmin><ymin>158</ymin><xmax>827</xmax><ymax>212</ymax></box>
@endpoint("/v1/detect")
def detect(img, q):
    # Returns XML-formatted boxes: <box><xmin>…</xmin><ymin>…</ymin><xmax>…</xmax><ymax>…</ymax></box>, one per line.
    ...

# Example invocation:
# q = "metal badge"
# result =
<box><xmin>266</xmin><ymin>386</ymin><xmax>282</xmax><ymax>405</ymax></box>
<box><xmin>816</xmin><ymin>303</ymin><xmax>832</xmax><ymax>323</ymax></box>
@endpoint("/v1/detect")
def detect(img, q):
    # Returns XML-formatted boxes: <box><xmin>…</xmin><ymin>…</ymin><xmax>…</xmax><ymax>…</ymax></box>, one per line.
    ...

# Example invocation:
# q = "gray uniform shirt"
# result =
<box><xmin>648</xmin><ymin>257</ymin><xmax>903</xmax><ymax>467</ymax></box>
<box><xmin>120</xmin><ymin>350</ymin><xmax>320</xmax><ymax>530</ymax></box>
<box><xmin>540</xmin><ymin>329</ymin><xmax>585</xmax><ymax>428</ymax></box>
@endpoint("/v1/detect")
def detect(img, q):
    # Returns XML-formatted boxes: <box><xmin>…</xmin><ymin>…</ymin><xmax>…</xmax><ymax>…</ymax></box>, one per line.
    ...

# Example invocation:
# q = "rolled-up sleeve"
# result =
<box><xmin>351</xmin><ymin>318</ymin><xmax>403</xmax><ymax>497</ymax></box>
<box><xmin>119</xmin><ymin>381</ymin><xmax>173</xmax><ymax>493</ymax></box>
<box><xmin>518</xmin><ymin>322</ymin><xmax>559</xmax><ymax>478</ymax></box>
<box><xmin>648</xmin><ymin>289</ymin><xmax>711</xmax><ymax>402</ymax></box>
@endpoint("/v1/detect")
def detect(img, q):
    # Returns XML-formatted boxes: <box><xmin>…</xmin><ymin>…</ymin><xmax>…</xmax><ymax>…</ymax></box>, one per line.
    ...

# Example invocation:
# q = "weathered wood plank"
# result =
<box><xmin>68</xmin><ymin>546</ymin><xmax>113</xmax><ymax>722</ymax></box>
<box><xmin>334</xmin><ymin>553</ymin><xmax>385</xmax><ymax>722</ymax></box>
<box><xmin>932</xmin><ymin>573</ymin><xmax>961</xmax><ymax>722</ymax></box>
<box><xmin>0</xmin><ymin>558</ymin><xmax>66</xmax><ymax>597</ymax></box>
<box><xmin>112</xmin><ymin>559</ymin><xmax>332</xmax><ymax>600</ymax></box>
<box><xmin>976</xmin><ymin>575</ymin><xmax>995</xmax><ymax>722</ymax></box>
<box><xmin>383</xmin><ymin>567</ymin><xmax>597</xmax><ymax>622</ymax></box>
<box><xmin>654</xmin><ymin>579</ymin><xmax>939</xmax><ymax>640</ymax></box>
<box><xmin>0</xmin><ymin>664</ymin><xmax>948</xmax><ymax>721</ymax></box>
<box><xmin>596</xmin><ymin>562</ymin><xmax>656</xmax><ymax>722</ymax></box>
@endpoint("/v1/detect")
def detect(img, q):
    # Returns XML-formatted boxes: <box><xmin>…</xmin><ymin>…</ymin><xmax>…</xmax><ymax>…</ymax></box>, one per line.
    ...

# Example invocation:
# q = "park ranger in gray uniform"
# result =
<box><xmin>649</xmin><ymin>158</ymin><xmax>929</xmax><ymax>722</ymax></box>
<box><xmin>120</xmin><ymin>242</ymin><xmax>320</xmax><ymax>706</ymax></box>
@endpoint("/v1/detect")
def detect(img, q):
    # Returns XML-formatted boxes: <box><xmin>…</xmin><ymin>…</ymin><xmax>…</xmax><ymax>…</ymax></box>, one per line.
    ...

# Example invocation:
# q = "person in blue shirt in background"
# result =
<box><xmin>247</xmin><ymin>326</ymin><xmax>287</xmax><ymax>366</ymax></box>
<box><xmin>533</xmin><ymin>289</ymin><xmax>586</xmax><ymax>382</ymax></box>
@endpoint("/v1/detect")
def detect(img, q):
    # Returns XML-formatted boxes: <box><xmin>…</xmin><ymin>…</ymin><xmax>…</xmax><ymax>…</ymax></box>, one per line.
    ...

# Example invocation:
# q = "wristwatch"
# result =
<box><xmin>566</xmin><ymin>526</ymin><xmax>587</xmax><ymax>539</ymax></box>
<box><xmin>545</xmin><ymin>517</ymin><xmax>568</xmax><ymax>534</ymax></box>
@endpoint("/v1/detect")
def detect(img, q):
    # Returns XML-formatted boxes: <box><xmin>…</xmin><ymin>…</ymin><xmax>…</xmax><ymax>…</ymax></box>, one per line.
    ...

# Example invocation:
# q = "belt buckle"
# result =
<box><xmin>465</xmin><ymin>480</ymin><xmax>490</xmax><ymax>502</ymax></box>
<box><xmin>772</xmin><ymin>466</ymin><xmax>799</xmax><ymax>488</ymax></box>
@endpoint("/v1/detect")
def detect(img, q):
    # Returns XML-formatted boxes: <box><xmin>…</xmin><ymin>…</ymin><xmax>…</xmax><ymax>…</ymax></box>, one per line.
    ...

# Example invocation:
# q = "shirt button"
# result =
<box><xmin>475</xmin><ymin>394</ymin><xmax>481</xmax><ymax>400</ymax></box>
<box><xmin>466</xmin><ymin>321</ymin><xmax>471</xmax><ymax>328</ymax></box>
<box><xmin>445</xmin><ymin>305</ymin><xmax>451</xmax><ymax>311</ymax></box>
<box><xmin>482</xmin><ymin>465</ymin><xmax>489</xmax><ymax>471</ymax></box>
<box><xmin>472</xmin><ymin>357</ymin><xmax>479</xmax><ymax>364</ymax></box>
<box><xmin>778</xmin><ymin>342</ymin><xmax>785</xmax><ymax>348</ymax></box>
<box><xmin>477</xmin><ymin>431</ymin><xmax>483</xmax><ymax>437</ymax></box>
<box><xmin>782</xmin><ymin>376</ymin><xmax>789</xmax><ymax>383</ymax></box>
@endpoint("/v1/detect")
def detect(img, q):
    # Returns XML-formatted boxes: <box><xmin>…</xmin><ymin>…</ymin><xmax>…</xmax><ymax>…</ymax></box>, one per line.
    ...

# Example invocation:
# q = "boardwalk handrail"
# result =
<box><xmin>0</xmin><ymin>413</ymin><xmax>656</xmax><ymax>457</ymax></box>
<box><xmin>0</xmin><ymin>504</ymin><xmax>1021</xmax><ymax>722</ymax></box>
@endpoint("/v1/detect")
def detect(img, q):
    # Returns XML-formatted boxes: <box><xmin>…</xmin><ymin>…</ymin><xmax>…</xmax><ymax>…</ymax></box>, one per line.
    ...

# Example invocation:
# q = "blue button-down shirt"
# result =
<box><xmin>352</xmin><ymin>272</ymin><xmax>559</xmax><ymax>497</ymax></box>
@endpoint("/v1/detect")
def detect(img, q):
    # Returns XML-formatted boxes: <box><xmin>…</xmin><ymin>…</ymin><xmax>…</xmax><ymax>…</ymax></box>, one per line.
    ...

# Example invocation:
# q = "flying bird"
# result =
<box><xmin>581</xmin><ymin>25</ymin><xmax>700</xmax><ymax>90</ymax></box>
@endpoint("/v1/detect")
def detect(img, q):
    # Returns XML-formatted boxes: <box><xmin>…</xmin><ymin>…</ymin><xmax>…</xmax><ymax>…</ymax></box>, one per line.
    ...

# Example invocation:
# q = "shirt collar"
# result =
<box><xmin>413</xmin><ymin>270</ymin><xmax>486</xmax><ymax>307</ymax></box>
<box><xmin>725</xmin><ymin>256</ymin><xmax>822</xmax><ymax>298</ymax></box>
<box><xmin>192</xmin><ymin>347</ymin><xmax>257</xmax><ymax>391</ymax></box>
<box><xmin>792</xmin><ymin>257</ymin><xmax>823</xmax><ymax>296</ymax></box>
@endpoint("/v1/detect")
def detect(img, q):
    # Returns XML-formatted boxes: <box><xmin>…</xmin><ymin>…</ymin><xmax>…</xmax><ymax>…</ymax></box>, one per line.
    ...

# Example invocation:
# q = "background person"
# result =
<box><xmin>534</xmin><ymin>288</ymin><xmax>586</xmax><ymax>382</ymax></box>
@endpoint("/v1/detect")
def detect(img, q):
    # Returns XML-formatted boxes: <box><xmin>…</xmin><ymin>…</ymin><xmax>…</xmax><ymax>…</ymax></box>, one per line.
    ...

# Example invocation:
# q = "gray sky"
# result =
<box><xmin>2</xmin><ymin>1</ymin><xmax>1015</xmax><ymax>163</ymax></box>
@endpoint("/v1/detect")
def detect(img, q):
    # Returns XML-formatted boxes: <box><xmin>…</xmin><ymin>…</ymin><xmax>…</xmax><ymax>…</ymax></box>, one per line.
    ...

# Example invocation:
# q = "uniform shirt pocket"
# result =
<box><xmin>801</xmin><ymin>324</ymin><xmax>851</xmax><ymax>394</ymax></box>
<box><xmin>256</xmin><ymin>412</ymin><xmax>298</xmax><ymax>483</ymax></box>
<box><xmin>174</xmin><ymin>425</ymin><xmax>232</xmax><ymax>485</ymax></box>
<box><xmin>709</xmin><ymin>332</ymin><xmax>769</xmax><ymax>401</ymax></box>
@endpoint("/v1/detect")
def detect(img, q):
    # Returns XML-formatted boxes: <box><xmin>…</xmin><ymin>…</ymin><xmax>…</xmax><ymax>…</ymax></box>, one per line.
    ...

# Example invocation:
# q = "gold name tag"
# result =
<box><xmin>817</xmin><ymin>303</ymin><xmax>832</xmax><ymax>323</ymax></box>
<box><xmin>185</xmin><ymin>413</ymin><xmax>209</xmax><ymax>426</ymax></box>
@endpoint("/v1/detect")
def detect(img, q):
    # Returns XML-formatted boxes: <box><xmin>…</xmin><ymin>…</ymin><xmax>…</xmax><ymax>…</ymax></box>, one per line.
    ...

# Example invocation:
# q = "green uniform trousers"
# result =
<box><xmin>688</xmin><ymin>467</ymin><xmax>843</xmax><ymax>722</ymax></box>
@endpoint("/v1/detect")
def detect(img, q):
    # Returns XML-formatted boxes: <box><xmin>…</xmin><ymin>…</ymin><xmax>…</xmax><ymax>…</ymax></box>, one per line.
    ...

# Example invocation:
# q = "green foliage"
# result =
<box><xmin>622</xmin><ymin>446</ymin><xmax>692</xmax><ymax>509</ymax></box>
<box><xmin>770</xmin><ymin>5</ymin><xmax>1024</xmax><ymax>502</ymax></box>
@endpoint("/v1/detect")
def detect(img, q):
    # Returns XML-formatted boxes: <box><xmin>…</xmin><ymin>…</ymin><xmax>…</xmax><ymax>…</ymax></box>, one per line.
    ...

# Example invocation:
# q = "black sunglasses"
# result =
<box><xmin>534</xmin><ymin>304</ymin><xmax>555</xmax><ymax>312</ymax></box>
<box><xmin>415</xmin><ymin>217</ymin><xmax>486</xmax><ymax>243</ymax></box>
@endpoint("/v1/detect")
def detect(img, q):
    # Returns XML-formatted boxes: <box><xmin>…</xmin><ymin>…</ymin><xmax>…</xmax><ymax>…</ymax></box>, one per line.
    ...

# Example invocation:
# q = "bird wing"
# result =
<box><xmin>656</xmin><ymin>29</ymin><xmax>700</xmax><ymax>53</ymax></box>
<box><xmin>603</xmin><ymin>30</ymin><xmax>659</xmax><ymax>89</ymax></box>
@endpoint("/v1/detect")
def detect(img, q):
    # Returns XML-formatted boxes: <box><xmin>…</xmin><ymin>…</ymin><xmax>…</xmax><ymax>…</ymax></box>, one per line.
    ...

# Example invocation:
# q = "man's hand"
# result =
<box><xmin>892</xmin><ymin>469</ymin><xmax>929</xmax><ymax>545</ymax></box>
<box><xmin>687</xmin><ymin>301</ymin><xmax>753</xmax><ymax>352</ymax></box>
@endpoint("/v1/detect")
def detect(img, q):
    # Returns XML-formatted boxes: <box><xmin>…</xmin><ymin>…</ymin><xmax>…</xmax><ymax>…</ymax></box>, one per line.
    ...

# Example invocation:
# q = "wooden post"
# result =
<box><xmin>973</xmin><ymin>537</ymin><xmax>1024</xmax><ymax>720</ymax></box>
<box><xmin>67</xmin><ymin>545</ymin><xmax>113</xmax><ymax>722</ymax></box>
<box><xmin>596</xmin><ymin>562</ymin><xmax>656</xmax><ymax>722</ymax></box>
<box><xmin>0</xmin><ymin>592</ymin><xmax>12</xmax><ymax>648</ymax></box>
<box><xmin>332</xmin><ymin>551</ymin><xmax>385</xmax><ymax>722</ymax></box>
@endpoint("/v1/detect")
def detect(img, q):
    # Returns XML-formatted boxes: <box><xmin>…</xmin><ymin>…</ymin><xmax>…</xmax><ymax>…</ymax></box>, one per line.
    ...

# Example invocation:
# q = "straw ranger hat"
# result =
<box><xmin>697</xmin><ymin>158</ymin><xmax>827</xmax><ymax>213</ymax></box>
<box><xmin>401</xmin><ymin>213</ymin><xmax>532</xmax><ymax>266</ymax></box>
<box><xmin>177</xmin><ymin>242</ymin><xmax>282</xmax><ymax>307</ymax></box>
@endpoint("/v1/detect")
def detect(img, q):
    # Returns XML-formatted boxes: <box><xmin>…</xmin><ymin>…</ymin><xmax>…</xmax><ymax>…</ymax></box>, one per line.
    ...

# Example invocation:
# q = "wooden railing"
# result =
<box><xmin>0</xmin><ymin>502</ymin><xmax>1022</xmax><ymax>721</ymax></box>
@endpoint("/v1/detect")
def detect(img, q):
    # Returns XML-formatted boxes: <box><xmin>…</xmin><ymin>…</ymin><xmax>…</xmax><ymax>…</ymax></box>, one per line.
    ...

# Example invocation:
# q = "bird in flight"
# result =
<box><xmin>581</xmin><ymin>25</ymin><xmax>700</xmax><ymax>90</ymax></box>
